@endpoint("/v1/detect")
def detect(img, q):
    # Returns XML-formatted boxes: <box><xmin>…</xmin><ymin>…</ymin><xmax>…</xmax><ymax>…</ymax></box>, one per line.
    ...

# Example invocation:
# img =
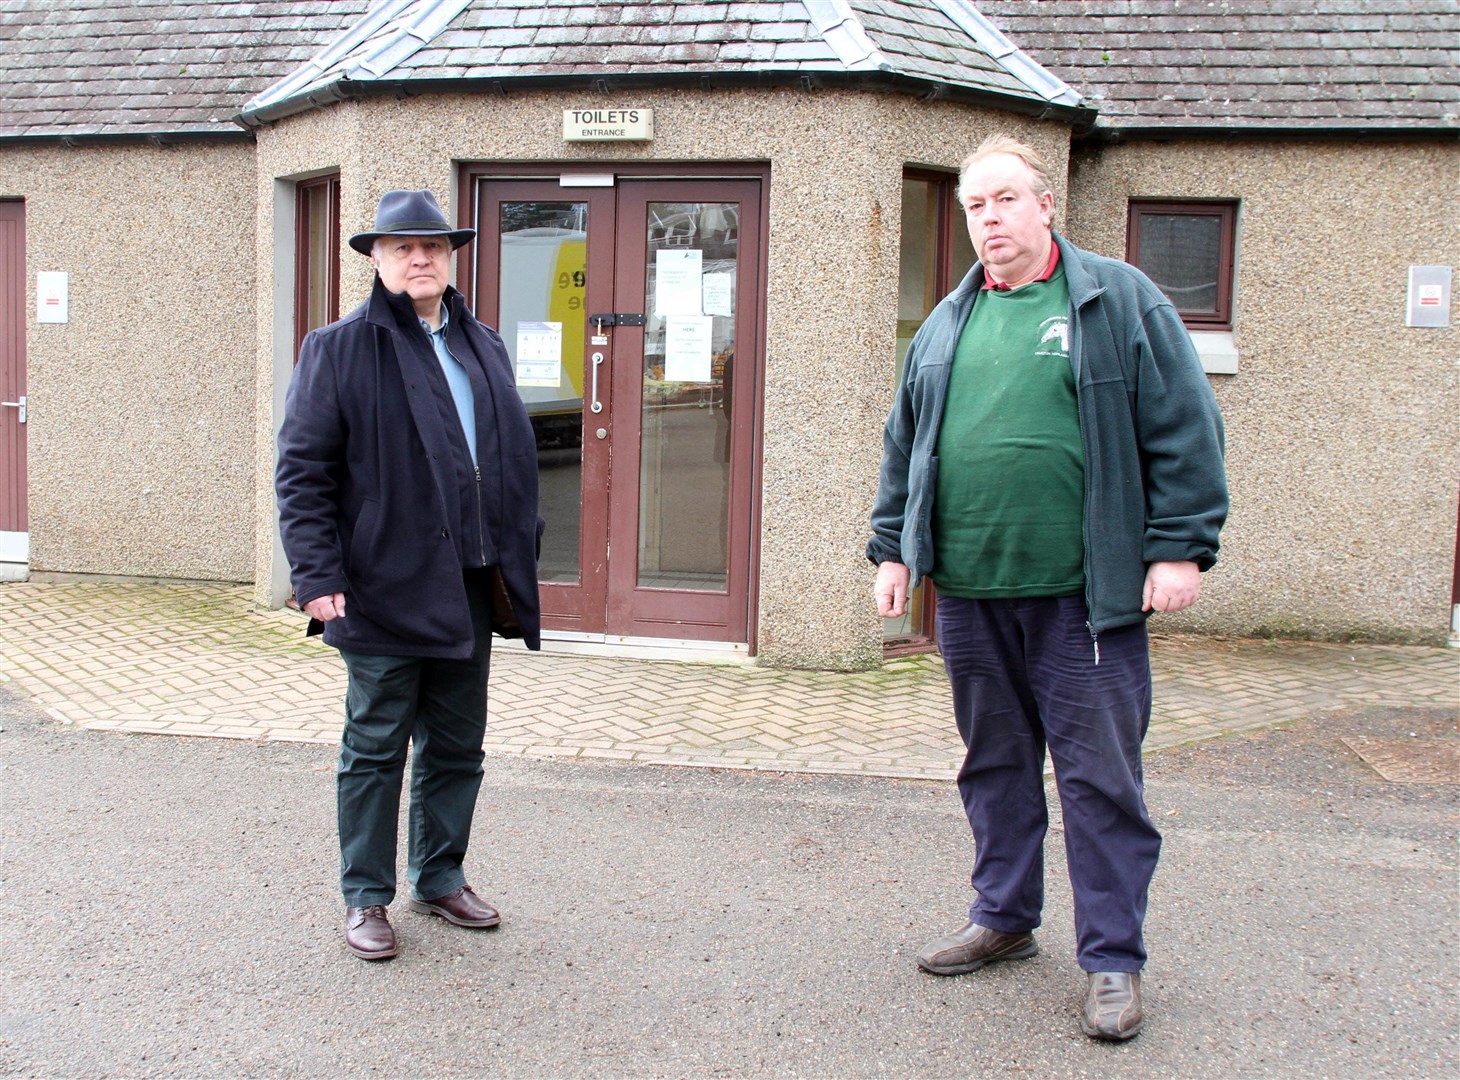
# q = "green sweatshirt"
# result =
<box><xmin>868</xmin><ymin>234</ymin><xmax>1229</xmax><ymax>637</ymax></box>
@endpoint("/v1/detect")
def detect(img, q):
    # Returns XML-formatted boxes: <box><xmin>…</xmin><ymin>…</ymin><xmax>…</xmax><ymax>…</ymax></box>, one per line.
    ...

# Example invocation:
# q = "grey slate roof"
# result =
<box><xmin>0</xmin><ymin>0</ymin><xmax>373</xmax><ymax>140</ymax></box>
<box><xmin>978</xmin><ymin>0</ymin><xmax>1460</xmax><ymax>132</ymax></box>
<box><xmin>8</xmin><ymin>0</ymin><xmax>1451</xmax><ymax>141</ymax></box>
<box><xmin>238</xmin><ymin>0</ymin><xmax>1089</xmax><ymax>125</ymax></box>
<box><xmin>0</xmin><ymin>0</ymin><xmax>1089</xmax><ymax>141</ymax></box>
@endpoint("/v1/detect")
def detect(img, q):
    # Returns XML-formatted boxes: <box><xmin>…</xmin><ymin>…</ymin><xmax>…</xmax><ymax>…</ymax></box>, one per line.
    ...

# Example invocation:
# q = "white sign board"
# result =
<box><xmin>562</xmin><ymin>108</ymin><xmax>654</xmax><ymax>142</ymax></box>
<box><xmin>654</xmin><ymin>249</ymin><xmax>702</xmax><ymax>317</ymax></box>
<box><xmin>515</xmin><ymin>321</ymin><xmax>564</xmax><ymax>387</ymax></box>
<box><xmin>1406</xmin><ymin>265</ymin><xmax>1452</xmax><ymax>327</ymax></box>
<box><xmin>663</xmin><ymin>316</ymin><xmax>714</xmax><ymax>383</ymax></box>
<box><xmin>37</xmin><ymin>271</ymin><xmax>68</xmax><ymax>323</ymax></box>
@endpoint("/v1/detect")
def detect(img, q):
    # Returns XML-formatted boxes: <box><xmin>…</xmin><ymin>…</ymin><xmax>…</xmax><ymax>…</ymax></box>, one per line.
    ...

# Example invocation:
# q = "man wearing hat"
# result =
<box><xmin>276</xmin><ymin>189</ymin><xmax>542</xmax><ymax>961</ymax></box>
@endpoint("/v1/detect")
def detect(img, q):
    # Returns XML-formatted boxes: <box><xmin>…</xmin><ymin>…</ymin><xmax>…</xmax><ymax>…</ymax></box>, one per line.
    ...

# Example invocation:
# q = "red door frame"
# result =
<box><xmin>1451</xmin><ymin>482</ymin><xmax>1459</xmax><ymax>630</ymax></box>
<box><xmin>470</xmin><ymin>180</ymin><xmax>617</xmax><ymax>635</ymax></box>
<box><xmin>461</xmin><ymin>162</ymin><xmax>769</xmax><ymax>648</ymax></box>
<box><xmin>605</xmin><ymin>177</ymin><xmax>762</xmax><ymax>640</ymax></box>
<box><xmin>0</xmin><ymin>199</ymin><xmax>25</xmax><ymax>538</ymax></box>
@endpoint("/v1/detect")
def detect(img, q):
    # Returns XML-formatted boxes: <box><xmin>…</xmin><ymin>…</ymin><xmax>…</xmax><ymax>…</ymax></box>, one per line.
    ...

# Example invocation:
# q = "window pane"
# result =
<box><xmin>303</xmin><ymin>184</ymin><xmax>333</xmax><ymax>334</ymax></box>
<box><xmin>637</xmin><ymin>201</ymin><xmax>736</xmax><ymax>591</ymax></box>
<box><xmin>499</xmin><ymin>201</ymin><xmax>587</xmax><ymax>585</ymax></box>
<box><xmin>950</xmin><ymin>211</ymin><xmax>975</xmax><ymax>290</ymax></box>
<box><xmin>896</xmin><ymin>178</ymin><xmax>938</xmax><ymax>374</ymax></box>
<box><xmin>1137</xmin><ymin>213</ymin><xmax>1221</xmax><ymax>314</ymax></box>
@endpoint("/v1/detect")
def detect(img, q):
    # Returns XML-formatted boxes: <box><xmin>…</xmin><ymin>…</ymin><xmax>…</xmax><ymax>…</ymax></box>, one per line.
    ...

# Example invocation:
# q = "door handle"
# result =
<box><xmin>589</xmin><ymin>352</ymin><xmax>604</xmax><ymax>414</ymax></box>
<box><xmin>1</xmin><ymin>395</ymin><xmax>23</xmax><ymax>424</ymax></box>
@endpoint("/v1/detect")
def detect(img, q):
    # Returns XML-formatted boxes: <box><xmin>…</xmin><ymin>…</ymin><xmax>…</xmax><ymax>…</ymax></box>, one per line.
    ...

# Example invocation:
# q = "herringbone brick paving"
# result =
<box><xmin>0</xmin><ymin>582</ymin><xmax>1455</xmax><ymax>779</ymax></box>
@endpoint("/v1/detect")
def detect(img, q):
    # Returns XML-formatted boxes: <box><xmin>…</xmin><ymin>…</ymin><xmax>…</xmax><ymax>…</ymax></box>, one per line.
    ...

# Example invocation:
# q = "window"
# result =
<box><xmin>1126</xmin><ymin>200</ymin><xmax>1237</xmax><ymax>331</ymax></box>
<box><xmin>294</xmin><ymin>174</ymin><xmax>341</xmax><ymax>359</ymax></box>
<box><xmin>897</xmin><ymin>170</ymin><xmax>975</xmax><ymax>373</ymax></box>
<box><xmin>886</xmin><ymin>170</ymin><xmax>976</xmax><ymax>651</ymax></box>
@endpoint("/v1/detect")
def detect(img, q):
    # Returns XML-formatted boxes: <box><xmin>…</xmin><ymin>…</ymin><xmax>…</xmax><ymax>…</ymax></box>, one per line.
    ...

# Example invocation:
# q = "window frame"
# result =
<box><xmin>293</xmin><ymin>174</ymin><xmax>341</xmax><ymax>361</ymax></box>
<box><xmin>1126</xmin><ymin>199</ymin><xmax>1238</xmax><ymax>332</ymax></box>
<box><xmin>885</xmin><ymin>168</ymin><xmax>974</xmax><ymax>655</ymax></box>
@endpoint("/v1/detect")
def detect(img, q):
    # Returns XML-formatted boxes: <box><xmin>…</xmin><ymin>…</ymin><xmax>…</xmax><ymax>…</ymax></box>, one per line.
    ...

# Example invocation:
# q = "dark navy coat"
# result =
<box><xmin>276</xmin><ymin>277</ymin><xmax>542</xmax><ymax>657</ymax></box>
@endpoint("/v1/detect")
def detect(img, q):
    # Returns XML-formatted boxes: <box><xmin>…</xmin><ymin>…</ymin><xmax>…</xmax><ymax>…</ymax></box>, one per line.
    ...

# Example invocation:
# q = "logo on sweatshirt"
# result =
<box><xmin>1036</xmin><ymin>316</ymin><xmax>1069</xmax><ymax>359</ymax></box>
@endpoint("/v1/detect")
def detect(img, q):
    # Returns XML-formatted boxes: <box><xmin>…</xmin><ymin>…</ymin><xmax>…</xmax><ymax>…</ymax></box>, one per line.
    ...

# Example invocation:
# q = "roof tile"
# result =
<box><xmin>0</xmin><ymin>0</ymin><xmax>1088</xmax><ymax>139</ymax></box>
<box><xmin>979</xmin><ymin>0</ymin><xmax>1459</xmax><ymax>130</ymax></box>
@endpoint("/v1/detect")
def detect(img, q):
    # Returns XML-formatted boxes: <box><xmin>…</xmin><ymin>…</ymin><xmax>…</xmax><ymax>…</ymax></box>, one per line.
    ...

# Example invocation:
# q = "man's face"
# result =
<box><xmin>961</xmin><ymin>152</ymin><xmax>1055</xmax><ymax>286</ymax></box>
<box><xmin>371</xmin><ymin>235</ymin><xmax>452</xmax><ymax>310</ymax></box>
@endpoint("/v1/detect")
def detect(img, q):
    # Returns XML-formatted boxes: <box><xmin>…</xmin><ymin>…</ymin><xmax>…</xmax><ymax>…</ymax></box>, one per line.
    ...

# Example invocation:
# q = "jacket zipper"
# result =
<box><xmin>474</xmin><ymin>463</ymin><xmax>487</xmax><ymax>565</ymax></box>
<box><xmin>1067</xmin><ymin>262</ymin><xmax>1104</xmax><ymax>661</ymax></box>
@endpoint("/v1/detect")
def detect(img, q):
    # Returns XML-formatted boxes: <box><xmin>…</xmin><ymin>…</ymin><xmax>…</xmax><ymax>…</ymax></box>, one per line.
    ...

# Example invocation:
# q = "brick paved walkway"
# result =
<box><xmin>0</xmin><ymin>581</ymin><xmax>1455</xmax><ymax>780</ymax></box>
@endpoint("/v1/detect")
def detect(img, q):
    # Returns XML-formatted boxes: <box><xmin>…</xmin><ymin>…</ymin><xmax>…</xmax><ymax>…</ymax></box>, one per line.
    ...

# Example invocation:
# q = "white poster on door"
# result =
<box><xmin>654</xmin><ymin>249</ymin><xmax>703</xmax><ymax>316</ymax></box>
<box><xmin>515</xmin><ymin>321</ymin><xmax>563</xmax><ymax>386</ymax></box>
<box><xmin>663</xmin><ymin>316</ymin><xmax>714</xmax><ymax>382</ymax></box>
<box><xmin>702</xmin><ymin>272</ymin><xmax>734</xmax><ymax>317</ymax></box>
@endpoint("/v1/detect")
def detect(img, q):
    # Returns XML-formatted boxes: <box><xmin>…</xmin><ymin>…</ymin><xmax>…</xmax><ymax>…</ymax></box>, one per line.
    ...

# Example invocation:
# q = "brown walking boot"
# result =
<box><xmin>1080</xmin><ymin>971</ymin><xmax>1144</xmax><ymax>1040</ymax></box>
<box><xmin>915</xmin><ymin>920</ymin><xmax>1039</xmax><ymax>975</ymax></box>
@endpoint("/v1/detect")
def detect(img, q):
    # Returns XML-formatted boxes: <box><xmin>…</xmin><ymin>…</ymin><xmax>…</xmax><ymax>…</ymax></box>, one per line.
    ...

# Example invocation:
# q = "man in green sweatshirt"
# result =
<box><xmin>868</xmin><ymin>134</ymin><xmax>1228</xmax><ymax>1041</ymax></box>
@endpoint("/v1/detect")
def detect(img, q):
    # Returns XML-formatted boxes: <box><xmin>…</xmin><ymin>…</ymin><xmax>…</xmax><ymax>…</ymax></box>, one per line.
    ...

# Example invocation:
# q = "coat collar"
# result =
<box><xmin>951</xmin><ymin>232</ymin><xmax>1102</xmax><ymax>310</ymax></box>
<box><xmin>365</xmin><ymin>275</ymin><xmax>467</xmax><ymax>332</ymax></box>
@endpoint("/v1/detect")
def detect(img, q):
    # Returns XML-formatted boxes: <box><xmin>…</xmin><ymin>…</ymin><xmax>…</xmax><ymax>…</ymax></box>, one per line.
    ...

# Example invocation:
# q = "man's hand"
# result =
<box><xmin>874</xmin><ymin>562</ymin><xmax>912</xmax><ymax>619</ymax></box>
<box><xmin>1142</xmin><ymin>561</ymin><xmax>1201</xmax><ymax>613</ymax></box>
<box><xmin>304</xmin><ymin>592</ymin><xmax>347</xmax><ymax>622</ymax></box>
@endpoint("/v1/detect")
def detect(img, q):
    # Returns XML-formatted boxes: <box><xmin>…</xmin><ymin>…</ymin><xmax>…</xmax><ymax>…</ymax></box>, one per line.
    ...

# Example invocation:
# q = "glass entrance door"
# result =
<box><xmin>472</xmin><ymin>175</ymin><xmax>762</xmax><ymax>643</ymax></box>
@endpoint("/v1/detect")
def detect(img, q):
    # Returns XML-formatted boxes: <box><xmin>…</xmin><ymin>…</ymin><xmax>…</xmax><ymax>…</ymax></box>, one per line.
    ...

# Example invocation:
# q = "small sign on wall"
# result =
<box><xmin>37</xmin><ymin>271</ymin><xmax>68</xmax><ymax>323</ymax></box>
<box><xmin>563</xmin><ymin>108</ymin><xmax>654</xmax><ymax>142</ymax></box>
<box><xmin>1406</xmin><ymin>265</ymin><xmax>1451</xmax><ymax>328</ymax></box>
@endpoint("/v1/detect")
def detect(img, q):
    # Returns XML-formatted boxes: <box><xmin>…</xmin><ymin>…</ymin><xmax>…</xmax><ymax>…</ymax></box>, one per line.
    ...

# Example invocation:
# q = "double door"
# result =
<box><xmin>470</xmin><ymin>173</ymin><xmax>762</xmax><ymax>643</ymax></box>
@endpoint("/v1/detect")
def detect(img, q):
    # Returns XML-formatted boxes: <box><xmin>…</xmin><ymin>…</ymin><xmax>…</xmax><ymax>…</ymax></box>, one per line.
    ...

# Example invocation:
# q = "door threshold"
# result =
<box><xmin>499</xmin><ymin>631</ymin><xmax>751</xmax><ymax>664</ymax></box>
<box><xmin>0</xmin><ymin>562</ymin><xmax>28</xmax><ymax>583</ymax></box>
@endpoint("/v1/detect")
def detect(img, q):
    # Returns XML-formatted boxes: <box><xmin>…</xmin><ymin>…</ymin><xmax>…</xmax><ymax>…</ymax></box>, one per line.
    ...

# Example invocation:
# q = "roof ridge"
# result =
<box><xmin>802</xmin><ymin>0</ymin><xmax>887</xmax><ymax>71</ymax></box>
<box><xmin>243</xmin><ymin>0</ymin><xmax>470</xmax><ymax>119</ymax></box>
<box><xmin>933</xmin><ymin>0</ymin><xmax>1085</xmax><ymax>107</ymax></box>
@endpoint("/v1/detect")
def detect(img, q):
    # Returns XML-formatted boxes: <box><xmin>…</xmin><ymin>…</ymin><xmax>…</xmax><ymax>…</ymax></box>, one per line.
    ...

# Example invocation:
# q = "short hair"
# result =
<box><xmin>958</xmin><ymin>134</ymin><xmax>1056</xmax><ymax>202</ymax></box>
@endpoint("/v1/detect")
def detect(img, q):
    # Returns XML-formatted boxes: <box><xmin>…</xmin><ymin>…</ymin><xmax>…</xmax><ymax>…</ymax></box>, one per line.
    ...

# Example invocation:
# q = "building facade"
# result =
<box><xmin>2</xmin><ymin>1</ymin><xmax>1456</xmax><ymax>668</ymax></box>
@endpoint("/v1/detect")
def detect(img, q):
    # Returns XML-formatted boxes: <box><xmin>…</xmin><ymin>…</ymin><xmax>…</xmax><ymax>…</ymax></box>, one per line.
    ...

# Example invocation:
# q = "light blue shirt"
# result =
<box><xmin>421</xmin><ymin>305</ymin><xmax>477</xmax><ymax>467</ymax></box>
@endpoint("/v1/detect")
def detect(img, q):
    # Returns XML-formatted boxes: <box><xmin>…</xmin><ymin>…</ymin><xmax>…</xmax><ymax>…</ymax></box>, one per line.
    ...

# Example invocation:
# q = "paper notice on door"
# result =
<box><xmin>654</xmin><ymin>249</ymin><xmax>703</xmax><ymax>316</ymax></box>
<box><xmin>702</xmin><ymin>272</ymin><xmax>734</xmax><ymax>317</ymax></box>
<box><xmin>515</xmin><ymin>321</ymin><xmax>563</xmax><ymax>387</ymax></box>
<box><xmin>663</xmin><ymin>316</ymin><xmax>714</xmax><ymax>382</ymax></box>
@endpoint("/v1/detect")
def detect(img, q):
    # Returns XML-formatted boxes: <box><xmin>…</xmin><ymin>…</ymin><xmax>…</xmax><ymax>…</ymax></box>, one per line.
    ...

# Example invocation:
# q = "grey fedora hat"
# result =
<box><xmin>348</xmin><ymin>188</ymin><xmax>476</xmax><ymax>255</ymax></box>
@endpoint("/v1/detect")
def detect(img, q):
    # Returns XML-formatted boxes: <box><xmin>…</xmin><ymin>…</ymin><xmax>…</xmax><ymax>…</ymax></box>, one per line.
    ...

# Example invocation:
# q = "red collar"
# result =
<box><xmin>982</xmin><ymin>242</ymin><xmax>1060</xmax><ymax>291</ymax></box>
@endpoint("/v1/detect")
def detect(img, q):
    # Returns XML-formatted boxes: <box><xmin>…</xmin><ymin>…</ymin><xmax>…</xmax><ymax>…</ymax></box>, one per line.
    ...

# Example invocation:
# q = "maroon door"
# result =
<box><xmin>0</xmin><ymin>200</ymin><xmax>26</xmax><ymax>556</ymax></box>
<box><xmin>469</xmin><ymin>172</ymin><xmax>763</xmax><ymax>644</ymax></box>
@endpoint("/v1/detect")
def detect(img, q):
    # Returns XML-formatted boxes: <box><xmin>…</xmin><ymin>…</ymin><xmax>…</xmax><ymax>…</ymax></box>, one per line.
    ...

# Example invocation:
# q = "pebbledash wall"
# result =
<box><xmin>247</xmin><ymin>87</ymin><xmax>1072</xmax><ymax>671</ymax></box>
<box><xmin>1066</xmin><ymin>137</ymin><xmax>1460</xmax><ymax>645</ymax></box>
<box><xmin>8</xmin><ymin>88</ymin><xmax>1455</xmax><ymax>666</ymax></box>
<box><xmin>0</xmin><ymin>141</ymin><xmax>258</xmax><ymax>582</ymax></box>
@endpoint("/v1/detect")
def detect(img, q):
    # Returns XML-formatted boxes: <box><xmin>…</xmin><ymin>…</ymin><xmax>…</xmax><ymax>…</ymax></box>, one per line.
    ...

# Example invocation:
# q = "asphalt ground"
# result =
<box><xmin>2</xmin><ymin>685</ymin><xmax>1456</xmax><ymax>1079</ymax></box>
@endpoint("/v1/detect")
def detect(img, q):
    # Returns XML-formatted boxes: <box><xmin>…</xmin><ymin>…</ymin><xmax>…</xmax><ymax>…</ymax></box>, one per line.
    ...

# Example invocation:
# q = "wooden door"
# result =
<box><xmin>470</xmin><ymin>172</ymin><xmax>763</xmax><ymax>644</ymax></box>
<box><xmin>0</xmin><ymin>200</ymin><xmax>26</xmax><ymax>563</ymax></box>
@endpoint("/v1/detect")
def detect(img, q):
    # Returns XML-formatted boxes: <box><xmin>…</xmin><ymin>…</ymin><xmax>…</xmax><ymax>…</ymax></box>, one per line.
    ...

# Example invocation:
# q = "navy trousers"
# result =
<box><xmin>336</xmin><ymin>571</ymin><xmax>493</xmax><ymax>908</ymax></box>
<box><xmin>936</xmin><ymin>594</ymin><xmax>1161</xmax><ymax>972</ymax></box>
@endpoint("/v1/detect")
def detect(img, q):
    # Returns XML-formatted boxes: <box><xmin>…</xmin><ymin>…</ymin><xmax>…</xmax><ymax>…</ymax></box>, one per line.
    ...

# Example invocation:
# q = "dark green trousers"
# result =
<box><xmin>336</xmin><ymin>572</ymin><xmax>492</xmax><ymax>907</ymax></box>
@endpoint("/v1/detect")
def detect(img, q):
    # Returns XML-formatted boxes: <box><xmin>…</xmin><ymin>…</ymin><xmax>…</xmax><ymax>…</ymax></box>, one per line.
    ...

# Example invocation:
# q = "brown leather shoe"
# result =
<box><xmin>344</xmin><ymin>905</ymin><xmax>397</xmax><ymax>960</ymax></box>
<box><xmin>1081</xmin><ymin>971</ymin><xmax>1144</xmax><ymax>1040</ymax></box>
<box><xmin>408</xmin><ymin>884</ymin><xmax>500</xmax><ymax>928</ymax></box>
<box><xmin>916</xmin><ymin>920</ymin><xmax>1039</xmax><ymax>975</ymax></box>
